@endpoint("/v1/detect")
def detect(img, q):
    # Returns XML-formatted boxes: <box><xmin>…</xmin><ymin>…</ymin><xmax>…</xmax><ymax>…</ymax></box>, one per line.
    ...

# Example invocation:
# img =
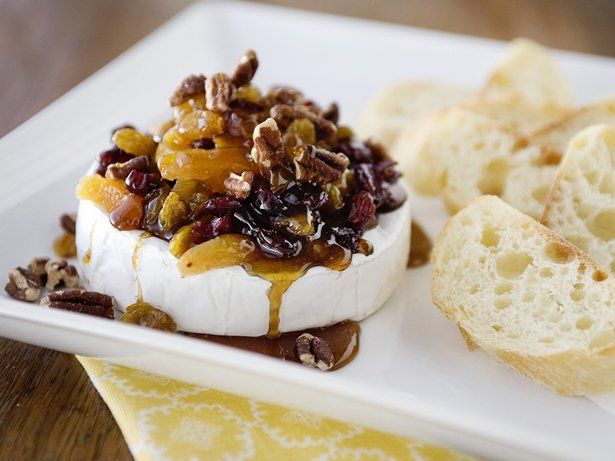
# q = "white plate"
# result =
<box><xmin>1</xmin><ymin>2</ymin><xmax>614</xmax><ymax>459</ymax></box>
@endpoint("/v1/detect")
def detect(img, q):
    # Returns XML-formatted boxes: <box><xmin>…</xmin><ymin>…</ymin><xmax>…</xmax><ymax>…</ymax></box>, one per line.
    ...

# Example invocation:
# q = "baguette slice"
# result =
<box><xmin>432</xmin><ymin>196</ymin><xmax>615</xmax><ymax>395</ymax></box>
<box><xmin>542</xmin><ymin>125</ymin><xmax>615</xmax><ymax>273</ymax></box>
<box><xmin>481</xmin><ymin>38</ymin><xmax>573</xmax><ymax>109</ymax></box>
<box><xmin>354</xmin><ymin>81</ymin><xmax>472</xmax><ymax>147</ymax></box>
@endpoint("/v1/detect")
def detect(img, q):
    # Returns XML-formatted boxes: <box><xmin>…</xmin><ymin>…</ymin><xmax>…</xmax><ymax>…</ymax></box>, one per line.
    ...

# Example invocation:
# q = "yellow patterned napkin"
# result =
<box><xmin>78</xmin><ymin>357</ymin><xmax>475</xmax><ymax>461</ymax></box>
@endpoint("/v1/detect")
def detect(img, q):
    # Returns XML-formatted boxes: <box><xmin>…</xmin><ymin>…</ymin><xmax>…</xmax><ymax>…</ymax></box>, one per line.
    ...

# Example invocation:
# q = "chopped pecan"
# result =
<box><xmin>4</xmin><ymin>267</ymin><xmax>41</xmax><ymax>302</ymax></box>
<box><xmin>295</xmin><ymin>333</ymin><xmax>334</xmax><ymax>371</ymax></box>
<box><xmin>231</xmin><ymin>49</ymin><xmax>259</xmax><ymax>87</ymax></box>
<box><xmin>266</xmin><ymin>86</ymin><xmax>303</xmax><ymax>106</ymax></box>
<box><xmin>251</xmin><ymin>118</ymin><xmax>284</xmax><ymax>178</ymax></box>
<box><xmin>224</xmin><ymin>171</ymin><xmax>254</xmax><ymax>200</ymax></box>
<box><xmin>293</xmin><ymin>145</ymin><xmax>349</xmax><ymax>184</ymax></box>
<box><xmin>41</xmin><ymin>289</ymin><xmax>114</xmax><ymax>319</ymax></box>
<box><xmin>45</xmin><ymin>259</ymin><xmax>79</xmax><ymax>291</ymax></box>
<box><xmin>270</xmin><ymin>104</ymin><xmax>337</xmax><ymax>141</ymax></box>
<box><xmin>27</xmin><ymin>257</ymin><xmax>50</xmax><ymax>285</ymax></box>
<box><xmin>105</xmin><ymin>155</ymin><xmax>153</xmax><ymax>180</ymax></box>
<box><xmin>60</xmin><ymin>213</ymin><xmax>77</xmax><ymax>234</ymax></box>
<box><xmin>169</xmin><ymin>74</ymin><xmax>206</xmax><ymax>106</ymax></box>
<box><xmin>321</xmin><ymin>102</ymin><xmax>339</xmax><ymax>125</ymax></box>
<box><xmin>206</xmin><ymin>73</ymin><xmax>232</xmax><ymax>112</ymax></box>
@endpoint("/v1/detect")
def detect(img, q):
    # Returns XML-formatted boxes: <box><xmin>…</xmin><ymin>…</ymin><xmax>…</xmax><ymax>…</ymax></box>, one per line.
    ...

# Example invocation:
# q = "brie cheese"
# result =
<box><xmin>76</xmin><ymin>184</ymin><xmax>411</xmax><ymax>336</ymax></box>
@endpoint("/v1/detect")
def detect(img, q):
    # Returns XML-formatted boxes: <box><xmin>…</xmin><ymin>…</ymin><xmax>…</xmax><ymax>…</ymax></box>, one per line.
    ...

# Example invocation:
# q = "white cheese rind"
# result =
<box><xmin>76</xmin><ymin>184</ymin><xmax>411</xmax><ymax>336</ymax></box>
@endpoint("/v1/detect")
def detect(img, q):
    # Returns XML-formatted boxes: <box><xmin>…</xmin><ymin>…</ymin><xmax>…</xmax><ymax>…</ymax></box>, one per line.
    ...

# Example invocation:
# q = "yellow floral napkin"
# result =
<box><xmin>78</xmin><ymin>357</ymin><xmax>475</xmax><ymax>461</ymax></box>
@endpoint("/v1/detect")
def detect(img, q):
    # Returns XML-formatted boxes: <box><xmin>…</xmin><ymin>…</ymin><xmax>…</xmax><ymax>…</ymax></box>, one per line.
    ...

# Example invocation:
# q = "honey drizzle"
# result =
<box><xmin>132</xmin><ymin>232</ymin><xmax>151</xmax><ymax>302</ymax></box>
<box><xmin>261</xmin><ymin>275</ymin><xmax>302</xmax><ymax>338</ymax></box>
<box><xmin>408</xmin><ymin>220</ymin><xmax>432</xmax><ymax>268</ymax></box>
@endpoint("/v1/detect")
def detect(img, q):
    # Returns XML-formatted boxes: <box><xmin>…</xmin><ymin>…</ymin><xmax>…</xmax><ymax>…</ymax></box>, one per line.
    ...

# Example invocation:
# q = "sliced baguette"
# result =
<box><xmin>542</xmin><ymin>125</ymin><xmax>615</xmax><ymax>273</ymax></box>
<box><xmin>481</xmin><ymin>38</ymin><xmax>573</xmax><ymax>109</ymax></box>
<box><xmin>432</xmin><ymin>195</ymin><xmax>615</xmax><ymax>395</ymax></box>
<box><xmin>396</xmin><ymin>98</ymin><xmax>615</xmax><ymax>217</ymax></box>
<box><xmin>354</xmin><ymin>81</ymin><xmax>472</xmax><ymax>147</ymax></box>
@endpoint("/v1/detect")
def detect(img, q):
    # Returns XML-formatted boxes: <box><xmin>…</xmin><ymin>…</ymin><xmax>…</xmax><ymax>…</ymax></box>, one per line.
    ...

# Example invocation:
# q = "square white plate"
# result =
<box><xmin>1</xmin><ymin>2</ymin><xmax>614</xmax><ymax>459</ymax></box>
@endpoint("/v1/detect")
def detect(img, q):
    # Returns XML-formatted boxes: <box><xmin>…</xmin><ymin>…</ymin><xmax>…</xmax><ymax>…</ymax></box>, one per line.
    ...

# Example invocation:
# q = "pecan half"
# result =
<box><xmin>60</xmin><ymin>213</ymin><xmax>77</xmax><ymax>234</ymax></box>
<box><xmin>231</xmin><ymin>49</ymin><xmax>259</xmax><ymax>87</ymax></box>
<box><xmin>266</xmin><ymin>86</ymin><xmax>303</xmax><ymax>106</ymax></box>
<box><xmin>41</xmin><ymin>289</ymin><xmax>114</xmax><ymax>319</ymax></box>
<box><xmin>45</xmin><ymin>259</ymin><xmax>79</xmax><ymax>291</ymax></box>
<box><xmin>295</xmin><ymin>333</ymin><xmax>334</xmax><ymax>371</ymax></box>
<box><xmin>321</xmin><ymin>102</ymin><xmax>339</xmax><ymax>125</ymax></box>
<box><xmin>105</xmin><ymin>155</ymin><xmax>153</xmax><ymax>180</ymax></box>
<box><xmin>270</xmin><ymin>104</ymin><xmax>337</xmax><ymax>141</ymax></box>
<box><xmin>224</xmin><ymin>171</ymin><xmax>254</xmax><ymax>200</ymax></box>
<box><xmin>251</xmin><ymin>118</ymin><xmax>284</xmax><ymax>178</ymax></box>
<box><xmin>293</xmin><ymin>145</ymin><xmax>349</xmax><ymax>184</ymax></box>
<box><xmin>27</xmin><ymin>257</ymin><xmax>50</xmax><ymax>285</ymax></box>
<box><xmin>206</xmin><ymin>73</ymin><xmax>232</xmax><ymax>112</ymax></box>
<box><xmin>169</xmin><ymin>74</ymin><xmax>206</xmax><ymax>106</ymax></box>
<box><xmin>4</xmin><ymin>267</ymin><xmax>41</xmax><ymax>302</ymax></box>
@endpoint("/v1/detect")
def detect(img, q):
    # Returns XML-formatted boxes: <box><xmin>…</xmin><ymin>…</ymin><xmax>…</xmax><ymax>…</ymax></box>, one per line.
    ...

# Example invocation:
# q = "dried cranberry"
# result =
<box><xmin>256</xmin><ymin>228</ymin><xmax>302</xmax><ymax>258</ymax></box>
<box><xmin>330</xmin><ymin>226</ymin><xmax>359</xmax><ymax>250</ymax></box>
<box><xmin>373</xmin><ymin>159</ymin><xmax>400</xmax><ymax>184</ymax></box>
<box><xmin>229</xmin><ymin>99</ymin><xmax>265</xmax><ymax>112</ymax></box>
<box><xmin>280</xmin><ymin>183</ymin><xmax>327</xmax><ymax>210</ymax></box>
<box><xmin>192</xmin><ymin>214</ymin><xmax>235</xmax><ymax>244</ymax></box>
<box><xmin>95</xmin><ymin>147</ymin><xmax>132</xmax><ymax>176</ymax></box>
<box><xmin>349</xmin><ymin>191</ymin><xmax>376</xmax><ymax>229</ymax></box>
<box><xmin>335</xmin><ymin>139</ymin><xmax>373</xmax><ymax>164</ymax></box>
<box><xmin>354</xmin><ymin>164</ymin><xmax>382</xmax><ymax>198</ymax></box>
<box><xmin>252</xmin><ymin>185</ymin><xmax>286</xmax><ymax>215</ymax></box>
<box><xmin>378</xmin><ymin>184</ymin><xmax>407</xmax><ymax>213</ymax></box>
<box><xmin>125</xmin><ymin>170</ymin><xmax>160</xmax><ymax>196</ymax></box>
<box><xmin>191</xmin><ymin>138</ymin><xmax>215</xmax><ymax>150</ymax></box>
<box><xmin>203</xmin><ymin>196</ymin><xmax>242</xmax><ymax>213</ymax></box>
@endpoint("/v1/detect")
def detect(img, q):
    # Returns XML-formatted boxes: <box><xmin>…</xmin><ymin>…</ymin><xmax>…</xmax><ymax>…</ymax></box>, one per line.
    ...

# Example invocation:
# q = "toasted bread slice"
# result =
<box><xmin>481</xmin><ymin>38</ymin><xmax>573</xmax><ymax>109</ymax></box>
<box><xmin>354</xmin><ymin>81</ymin><xmax>472</xmax><ymax>147</ymax></box>
<box><xmin>432</xmin><ymin>196</ymin><xmax>615</xmax><ymax>395</ymax></box>
<box><xmin>542</xmin><ymin>125</ymin><xmax>615</xmax><ymax>273</ymax></box>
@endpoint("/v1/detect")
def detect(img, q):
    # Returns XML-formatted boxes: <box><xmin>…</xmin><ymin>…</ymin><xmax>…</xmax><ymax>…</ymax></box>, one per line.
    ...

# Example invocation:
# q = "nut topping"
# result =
<box><xmin>270</xmin><ymin>104</ymin><xmax>337</xmax><ymax>141</ymax></box>
<box><xmin>251</xmin><ymin>118</ymin><xmax>284</xmax><ymax>178</ymax></box>
<box><xmin>41</xmin><ymin>289</ymin><xmax>114</xmax><ymax>319</ymax></box>
<box><xmin>224</xmin><ymin>171</ymin><xmax>254</xmax><ymax>200</ymax></box>
<box><xmin>60</xmin><ymin>213</ymin><xmax>77</xmax><ymax>234</ymax></box>
<box><xmin>4</xmin><ymin>267</ymin><xmax>41</xmax><ymax>302</ymax></box>
<box><xmin>321</xmin><ymin>102</ymin><xmax>339</xmax><ymax>125</ymax></box>
<box><xmin>169</xmin><ymin>74</ymin><xmax>206</xmax><ymax>106</ymax></box>
<box><xmin>295</xmin><ymin>333</ymin><xmax>334</xmax><ymax>370</ymax></box>
<box><xmin>27</xmin><ymin>257</ymin><xmax>50</xmax><ymax>285</ymax></box>
<box><xmin>45</xmin><ymin>259</ymin><xmax>79</xmax><ymax>291</ymax></box>
<box><xmin>266</xmin><ymin>86</ymin><xmax>303</xmax><ymax>106</ymax></box>
<box><xmin>105</xmin><ymin>155</ymin><xmax>153</xmax><ymax>180</ymax></box>
<box><xmin>206</xmin><ymin>73</ymin><xmax>232</xmax><ymax>112</ymax></box>
<box><xmin>293</xmin><ymin>145</ymin><xmax>349</xmax><ymax>184</ymax></box>
<box><xmin>231</xmin><ymin>49</ymin><xmax>259</xmax><ymax>87</ymax></box>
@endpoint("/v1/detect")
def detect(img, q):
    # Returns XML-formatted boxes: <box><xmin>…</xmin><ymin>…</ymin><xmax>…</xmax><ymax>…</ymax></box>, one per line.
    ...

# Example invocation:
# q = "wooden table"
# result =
<box><xmin>1</xmin><ymin>0</ymin><xmax>613</xmax><ymax>458</ymax></box>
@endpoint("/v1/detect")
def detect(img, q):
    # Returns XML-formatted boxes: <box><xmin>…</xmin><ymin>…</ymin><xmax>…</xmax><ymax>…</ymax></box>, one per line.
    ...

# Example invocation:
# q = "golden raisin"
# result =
<box><xmin>178</xmin><ymin>234</ymin><xmax>258</xmax><ymax>276</ymax></box>
<box><xmin>119</xmin><ymin>301</ymin><xmax>177</xmax><ymax>332</ymax></box>
<box><xmin>112</xmin><ymin>128</ymin><xmax>157</xmax><ymax>157</ymax></box>
<box><xmin>159</xmin><ymin>192</ymin><xmax>188</xmax><ymax>232</ymax></box>
<box><xmin>234</xmin><ymin>85</ymin><xmax>261</xmax><ymax>103</ymax></box>
<box><xmin>169</xmin><ymin>223</ymin><xmax>196</xmax><ymax>257</ymax></box>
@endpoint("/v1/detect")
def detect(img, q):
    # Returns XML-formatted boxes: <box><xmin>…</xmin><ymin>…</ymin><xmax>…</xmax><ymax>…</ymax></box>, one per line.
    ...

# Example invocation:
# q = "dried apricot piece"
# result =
<box><xmin>76</xmin><ymin>175</ymin><xmax>130</xmax><ymax>212</ymax></box>
<box><xmin>110</xmin><ymin>195</ymin><xmax>144</xmax><ymax>231</ymax></box>
<box><xmin>178</xmin><ymin>234</ymin><xmax>258</xmax><ymax>276</ymax></box>
<box><xmin>112</xmin><ymin>128</ymin><xmax>157</xmax><ymax>157</ymax></box>
<box><xmin>177</xmin><ymin>110</ymin><xmax>225</xmax><ymax>143</ymax></box>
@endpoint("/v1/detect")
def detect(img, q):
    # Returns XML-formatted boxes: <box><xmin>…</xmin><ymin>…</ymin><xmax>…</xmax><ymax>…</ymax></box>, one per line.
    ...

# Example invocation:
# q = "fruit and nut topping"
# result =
<box><xmin>76</xmin><ymin>50</ymin><xmax>406</xmax><ymax>269</ymax></box>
